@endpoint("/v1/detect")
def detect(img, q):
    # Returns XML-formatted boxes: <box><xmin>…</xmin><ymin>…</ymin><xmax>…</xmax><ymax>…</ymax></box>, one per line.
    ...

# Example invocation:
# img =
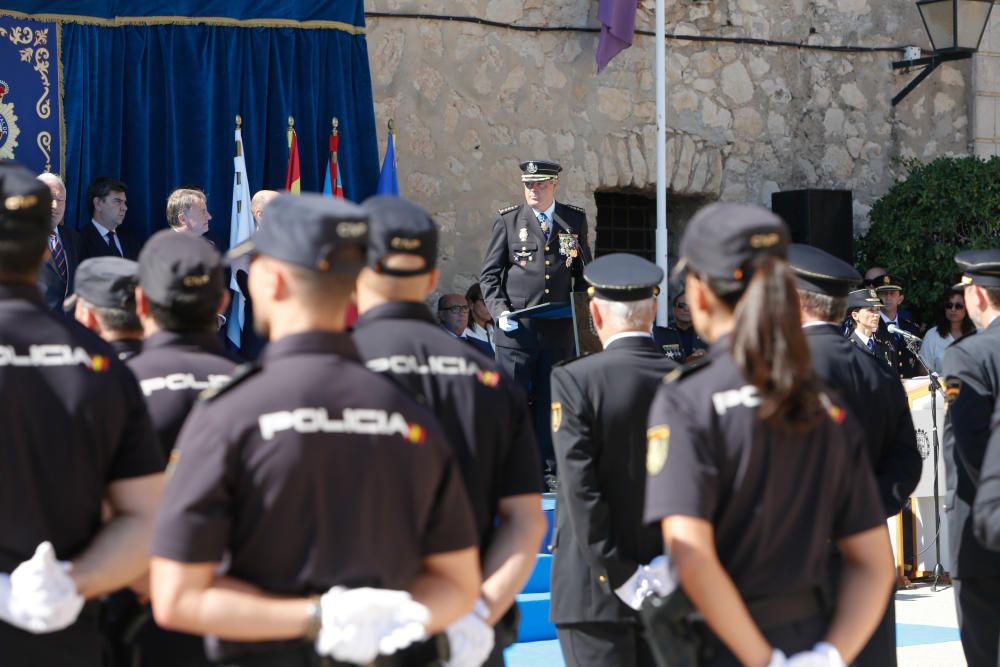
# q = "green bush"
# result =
<box><xmin>857</xmin><ymin>155</ymin><xmax>1000</xmax><ymax>325</ymax></box>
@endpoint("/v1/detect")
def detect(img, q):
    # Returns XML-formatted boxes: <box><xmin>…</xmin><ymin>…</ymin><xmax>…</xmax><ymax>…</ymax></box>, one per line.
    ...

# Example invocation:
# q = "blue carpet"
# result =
<box><xmin>505</xmin><ymin>639</ymin><xmax>565</xmax><ymax>667</ymax></box>
<box><xmin>896</xmin><ymin>623</ymin><xmax>961</xmax><ymax>647</ymax></box>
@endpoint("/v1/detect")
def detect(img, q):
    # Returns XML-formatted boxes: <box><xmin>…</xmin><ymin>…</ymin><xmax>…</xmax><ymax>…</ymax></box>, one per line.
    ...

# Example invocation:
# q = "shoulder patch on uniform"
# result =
<box><xmin>498</xmin><ymin>204</ymin><xmax>519</xmax><ymax>215</ymax></box>
<box><xmin>566</xmin><ymin>204</ymin><xmax>586</xmax><ymax>214</ymax></box>
<box><xmin>551</xmin><ymin>402</ymin><xmax>562</xmax><ymax>432</ymax></box>
<box><xmin>943</xmin><ymin>376</ymin><xmax>962</xmax><ymax>403</ymax></box>
<box><xmin>199</xmin><ymin>362</ymin><xmax>260</xmax><ymax>402</ymax></box>
<box><xmin>646</xmin><ymin>425</ymin><xmax>670</xmax><ymax>475</ymax></box>
<box><xmin>663</xmin><ymin>357</ymin><xmax>711</xmax><ymax>384</ymax></box>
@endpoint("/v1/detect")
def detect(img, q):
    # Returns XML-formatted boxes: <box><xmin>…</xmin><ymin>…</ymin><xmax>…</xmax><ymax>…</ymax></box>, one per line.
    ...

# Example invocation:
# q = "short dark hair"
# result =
<box><xmin>672</xmin><ymin>290</ymin><xmax>687</xmax><ymax>307</ymax></box>
<box><xmin>0</xmin><ymin>235</ymin><xmax>48</xmax><ymax>277</ymax></box>
<box><xmin>985</xmin><ymin>287</ymin><xmax>1000</xmax><ymax>309</ymax></box>
<box><xmin>87</xmin><ymin>177</ymin><xmax>127</xmax><ymax>216</ymax></box>
<box><xmin>148</xmin><ymin>295</ymin><xmax>218</xmax><ymax>333</ymax></box>
<box><xmin>85</xmin><ymin>301</ymin><xmax>142</xmax><ymax>335</ymax></box>
<box><xmin>798</xmin><ymin>290</ymin><xmax>848</xmax><ymax>323</ymax></box>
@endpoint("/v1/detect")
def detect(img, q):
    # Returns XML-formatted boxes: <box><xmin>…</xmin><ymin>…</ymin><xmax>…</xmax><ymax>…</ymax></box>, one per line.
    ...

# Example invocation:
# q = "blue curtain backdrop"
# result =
<box><xmin>1</xmin><ymin>2</ymin><xmax>378</xmax><ymax>251</ymax></box>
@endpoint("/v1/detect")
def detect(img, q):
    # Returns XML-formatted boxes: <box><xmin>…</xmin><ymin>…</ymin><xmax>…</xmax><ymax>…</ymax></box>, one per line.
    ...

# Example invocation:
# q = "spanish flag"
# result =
<box><xmin>285</xmin><ymin>117</ymin><xmax>301</xmax><ymax>194</ymax></box>
<box><xmin>322</xmin><ymin>118</ymin><xmax>344</xmax><ymax>199</ymax></box>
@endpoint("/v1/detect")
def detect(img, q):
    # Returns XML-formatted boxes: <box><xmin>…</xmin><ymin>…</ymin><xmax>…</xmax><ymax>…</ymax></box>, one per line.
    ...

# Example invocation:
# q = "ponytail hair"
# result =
<box><xmin>709</xmin><ymin>256</ymin><xmax>824</xmax><ymax>431</ymax></box>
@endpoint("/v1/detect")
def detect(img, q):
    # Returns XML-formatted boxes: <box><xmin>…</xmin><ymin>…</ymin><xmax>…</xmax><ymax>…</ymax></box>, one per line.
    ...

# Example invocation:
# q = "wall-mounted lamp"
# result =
<box><xmin>892</xmin><ymin>0</ymin><xmax>995</xmax><ymax>106</ymax></box>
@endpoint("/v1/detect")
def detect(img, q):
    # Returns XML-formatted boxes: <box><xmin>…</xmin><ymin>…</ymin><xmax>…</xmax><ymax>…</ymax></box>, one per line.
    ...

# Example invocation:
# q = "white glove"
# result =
<box><xmin>768</xmin><ymin>649</ymin><xmax>788</xmax><ymax>666</ymax></box>
<box><xmin>445</xmin><ymin>599</ymin><xmax>494</xmax><ymax>667</ymax></box>
<box><xmin>613</xmin><ymin>555</ymin><xmax>677</xmax><ymax>610</ymax></box>
<box><xmin>315</xmin><ymin>587</ymin><xmax>430</xmax><ymax>664</ymax></box>
<box><xmin>497</xmin><ymin>311</ymin><xmax>518</xmax><ymax>333</ymax></box>
<box><xmin>787</xmin><ymin>643</ymin><xmax>844</xmax><ymax>667</ymax></box>
<box><xmin>0</xmin><ymin>542</ymin><xmax>84</xmax><ymax>634</ymax></box>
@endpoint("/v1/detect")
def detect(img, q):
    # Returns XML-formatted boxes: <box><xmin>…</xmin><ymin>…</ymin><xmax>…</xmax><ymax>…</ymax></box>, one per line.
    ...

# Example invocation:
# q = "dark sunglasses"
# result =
<box><xmin>674</xmin><ymin>301</ymin><xmax>689</xmax><ymax>309</ymax></box>
<box><xmin>945</xmin><ymin>302</ymin><xmax>965</xmax><ymax>310</ymax></box>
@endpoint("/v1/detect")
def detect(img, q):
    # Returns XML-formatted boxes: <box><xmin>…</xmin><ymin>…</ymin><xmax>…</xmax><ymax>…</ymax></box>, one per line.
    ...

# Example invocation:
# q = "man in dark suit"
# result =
<box><xmin>79</xmin><ymin>176</ymin><xmax>139</xmax><ymax>261</ymax></box>
<box><xmin>942</xmin><ymin>250</ymin><xmax>1000</xmax><ymax>667</ymax></box>
<box><xmin>36</xmin><ymin>172</ymin><xmax>80</xmax><ymax>313</ymax></box>
<box><xmin>480</xmin><ymin>159</ymin><xmax>592</xmax><ymax>476</ymax></box>
<box><xmin>549</xmin><ymin>254</ymin><xmax>676</xmax><ymax>667</ymax></box>
<box><xmin>789</xmin><ymin>244</ymin><xmax>921</xmax><ymax>667</ymax></box>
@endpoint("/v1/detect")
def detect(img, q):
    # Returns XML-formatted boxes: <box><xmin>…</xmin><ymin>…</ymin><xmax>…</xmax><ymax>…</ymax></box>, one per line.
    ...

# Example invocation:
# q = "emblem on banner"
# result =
<box><xmin>0</xmin><ymin>81</ymin><xmax>21</xmax><ymax>160</ymax></box>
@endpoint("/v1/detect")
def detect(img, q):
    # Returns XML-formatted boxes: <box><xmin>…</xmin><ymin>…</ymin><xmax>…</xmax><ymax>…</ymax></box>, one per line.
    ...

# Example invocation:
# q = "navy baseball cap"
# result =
<box><xmin>788</xmin><ymin>244</ymin><xmax>861</xmax><ymax>298</ymax></box>
<box><xmin>520</xmin><ymin>160</ymin><xmax>562</xmax><ymax>182</ymax></box>
<box><xmin>228</xmin><ymin>193</ymin><xmax>367</xmax><ymax>273</ymax></box>
<box><xmin>139</xmin><ymin>230</ymin><xmax>224</xmax><ymax>307</ymax></box>
<box><xmin>361</xmin><ymin>195</ymin><xmax>438</xmax><ymax>276</ymax></box>
<box><xmin>585</xmin><ymin>253</ymin><xmax>663</xmax><ymax>301</ymax></box>
<box><xmin>0</xmin><ymin>161</ymin><xmax>51</xmax><ymax>238</ymax></box>
<box><xmin>674</xmin><ymin>203</ymin><xmax>789</xmax><ymax>284</ymax></box>
<box><xmin>67</xmin><ymin>257</ymin><xmax>139</xmax><ymax>310</ymax></box>
<box><xmin>954</xmin><ymin>249</ymin><xmax>1000</xmax><ymax>289</ymax></box>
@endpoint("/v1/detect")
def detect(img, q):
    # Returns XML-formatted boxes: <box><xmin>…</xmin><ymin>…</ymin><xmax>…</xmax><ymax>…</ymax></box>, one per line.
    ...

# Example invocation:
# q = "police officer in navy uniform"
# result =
<box><xmin>789</xmin><ymin>244</ymin><xmax>922</xmax><ymax>667</ymax></box>
<box><xmin>149</xmin><ymin>194</ymin><xmax>482</xmax><ymax>667</ymax></box>
<box><xmin>352</xmin><ymin>195</ymin><xmax>546</xmax><ymax>666</ymax></box>
<box><xmin>644</xmin><ymin>204</ymin><xmax>894</xmax><ymax>667</ymax></box>
<box><xmin>68</xmin><ymin>257</ymin><xmax>145</xmax><ymax>360</ymax></box>
<box><xmin>845</xmin><ymin>288</ymin><xmax>895</xmax><ymax>373</ymax></box>
<box><xmin>0</xmin><ymin>161</ymin><xmax>165</xmax><ymax>665</ymax></box>
<box><xmin>103</xmin><ymin>232</ymin><xmax>240</xmax><ymax>667</ymax></box>
<box><xmin>651</xmin><ymin>290</ymin><xmax>707</xmax><ymax>362</ymax></box>
<box><xmin>874</xmin><ymin>275</ymin><xmax>926</xmax><ymax>378</ymax></box>
<box><xmin>940</xmin><ymin>250</ymin><xmax>1000</xmax><ymax>667</ymax></box>
<box><xmin>549</xmin><ymin>254</ymin><xmax>677</xmax><ymax>667</ymax></box>
<box><xmin>480</xmin><ymin>160</ymin><xmax>592</xmax><ymax>476</ymax></box>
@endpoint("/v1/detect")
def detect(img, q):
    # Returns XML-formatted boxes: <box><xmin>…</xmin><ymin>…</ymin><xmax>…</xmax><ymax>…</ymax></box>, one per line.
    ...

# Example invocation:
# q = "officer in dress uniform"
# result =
<box><xmin>549</xmin><ymin>253</ymin><xmax>677</xmax><ymax>667</ymax></box>
<box><xmin>845</xmin><ymin>288</ymin><xmax>895</xmax><ymax>373</ymax></box>
<box><xmin>651</xmin><ymin>290</ymin><xmax>707</xmax><ymax>362</ymax></box>
<box><xmin>352</xmin><ymin>195</ymin><xmax>546</xmax><ymax>667</ymax></box>
<box><xmin>874</xmin><ymin>275</ymin><xmax>926</xmax><ymax>378</ymax></box>
<box><xmin>788</xmin><ymin>244</ymin><xmax>922</xmax><ymax>667</ymax></box>
<box><xmin>0</xmin><ymin>161</ymin><xmax>165</xmax><ymax>665</ymax></box>
<box><xmin>103</xmin><ymin>232</ymin><xmax>240</xmax><ymax>667</ymax></box>
<box><xmin>68</xmin><ymin>257</ymin><xmax>145</xmax><ymax>360</ymax></box>
<box><xmin>480</xmin><ymin>160</ymin><xmax>592</xmax><ymax>478</ymax></box>
<box><xmin>149</xmin><ymin>194</ymin><xmax>482</xmax><ymax>667</ymax></box>
<box><xmin>644</xmin><ymin>204</ymin><xmax>894</xmax><ymax>667</ymax></box>
<box><xmin>940</xmin><ymin>250</ymin><xmax>1000</xmax><ymax>667</ymax></box>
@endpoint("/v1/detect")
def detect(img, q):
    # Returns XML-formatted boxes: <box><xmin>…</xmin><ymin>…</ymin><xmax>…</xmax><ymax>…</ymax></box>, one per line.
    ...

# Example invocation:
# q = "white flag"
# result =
<box><xmin>226</xmin><ymin>126</ymin><xmax>254</xmax><ymax>349</ymax></box>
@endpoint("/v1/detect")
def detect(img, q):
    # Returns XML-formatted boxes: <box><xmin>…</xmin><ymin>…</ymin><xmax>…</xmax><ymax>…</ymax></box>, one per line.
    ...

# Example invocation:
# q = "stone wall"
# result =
<box><xmin>366</xmin><ymin>0</ymin><xmax>977</xmax><ymax>294</ymax></box>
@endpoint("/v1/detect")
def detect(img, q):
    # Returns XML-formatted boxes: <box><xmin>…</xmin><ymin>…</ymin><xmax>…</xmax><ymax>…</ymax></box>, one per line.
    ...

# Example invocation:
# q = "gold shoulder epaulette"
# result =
<box><xmin>498</xmin><ymin>204</ymin><xmax>519</xmax><ymax>216</ymax></box>
<box><xmin>663</xmin><ymin>357</ymin><xmax>711</xmax><ymax>384</ymax></box>
<box><xmin>566</xmin><ymin>204</ymin><xmax>586</xmax><ymax>214</ymax></box>
<box><xmin>200</xmin><ymin>363</ymin><xmax>260</xmax><ymax>402</ymax></box>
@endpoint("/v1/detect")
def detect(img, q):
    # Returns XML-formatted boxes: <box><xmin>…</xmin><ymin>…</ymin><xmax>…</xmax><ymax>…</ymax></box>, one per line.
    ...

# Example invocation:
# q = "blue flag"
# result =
<box><xmin>376</xmin><ymin>130</ymin><xmax>399</xmax><ymax>196</ymax></box>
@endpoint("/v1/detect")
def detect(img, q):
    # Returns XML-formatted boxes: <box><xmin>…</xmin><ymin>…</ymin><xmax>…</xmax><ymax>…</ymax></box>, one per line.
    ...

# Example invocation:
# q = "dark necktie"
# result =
<box><xmin>48</xmin><ymin>232</ymin><xmax>67</xmax><ymax>282</ymax></box>
<box><xmin>105</xmin><ymin>230</ymin><xmax>123</xmax><ymax>258</ymax></box>
<box><xmin>866</xmin><ymin>337</ymin><xmax>875</xmax><ymax>353</ymax></box>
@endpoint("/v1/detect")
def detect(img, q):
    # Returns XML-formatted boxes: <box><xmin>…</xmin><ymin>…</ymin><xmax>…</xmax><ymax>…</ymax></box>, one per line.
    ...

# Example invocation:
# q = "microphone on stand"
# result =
<box><xmin>887</xmin><ymin>323</ymin><xmax>922</xmax><ymax>343</ymax></box>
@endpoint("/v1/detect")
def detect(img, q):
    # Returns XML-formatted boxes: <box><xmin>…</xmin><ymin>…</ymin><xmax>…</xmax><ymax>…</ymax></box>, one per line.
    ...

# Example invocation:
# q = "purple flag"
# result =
<box><xmin>596</xmin><ymin>0</ymin><xmax>638</xmax><ymax>73</ymax></box>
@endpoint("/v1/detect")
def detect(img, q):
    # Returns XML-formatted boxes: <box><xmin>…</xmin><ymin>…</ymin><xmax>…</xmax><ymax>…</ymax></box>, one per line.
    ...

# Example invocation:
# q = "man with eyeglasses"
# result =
<box><xmin>439</xmin><ymin>293</ymin><xmax>493</xmax><ymax>357</ymax></box>
<box><xmin>652</xmin><ymin>290</ymin><xmax>708</xmax><ymax>362</ymax></box>
<box><xmin>80</xmin><ymin>176</ymin><xmax>139</xmax><ymax>261</ymax></box>
<box><xmin>480</xmin><ymin>160</ymin><xmax>592</xmax><ymax>480</ymax></box>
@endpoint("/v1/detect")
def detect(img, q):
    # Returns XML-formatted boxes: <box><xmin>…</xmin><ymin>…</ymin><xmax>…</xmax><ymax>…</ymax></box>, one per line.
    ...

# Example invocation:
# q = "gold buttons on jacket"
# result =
<box><xmin>598</xmin><ymin>575</ymin><xmax>607</xmax><ymax>583</ymax></box>
<box><xmin>545</xmin><ymin>260</ymin><xmax>551</xmax><ymax>266</ymax></box>
<box><xmin>544</xmin><ymin>289</ymin><xmax>550</xmax><ymax>294</ymax></box>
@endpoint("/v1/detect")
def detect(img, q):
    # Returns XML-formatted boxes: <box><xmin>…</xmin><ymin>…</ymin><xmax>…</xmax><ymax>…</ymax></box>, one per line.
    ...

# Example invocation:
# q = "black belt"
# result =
<box><xmin>216</xmin><ymin>635</ymin><xmax>449</xmax><ymax>667</ymax></box>
<box><xmin>744</xmin><ymin>588</ymin><xmax>828</xmax><ymax>632</ymax></box>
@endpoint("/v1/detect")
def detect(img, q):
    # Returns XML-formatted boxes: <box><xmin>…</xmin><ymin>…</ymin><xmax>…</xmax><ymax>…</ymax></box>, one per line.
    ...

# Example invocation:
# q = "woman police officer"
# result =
<box><xmin>644</xmin><ymin>204</ymin><xmax>894</xmax><ymax>667</ymax></box>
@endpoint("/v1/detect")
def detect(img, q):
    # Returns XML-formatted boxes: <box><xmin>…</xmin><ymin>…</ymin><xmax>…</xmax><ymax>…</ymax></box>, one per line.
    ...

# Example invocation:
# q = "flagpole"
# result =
<box><xmin>654</xmin><ymin>0</ymin><xmax>668</xmax><ymax>325</ymax></box>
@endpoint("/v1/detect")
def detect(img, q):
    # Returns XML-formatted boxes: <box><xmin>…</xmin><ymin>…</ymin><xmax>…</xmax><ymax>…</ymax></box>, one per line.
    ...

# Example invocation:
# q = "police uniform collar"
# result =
<box><xmin>260</xmin><ymin>331</ymin><xmax>360</xmax><ymax>364</ymax></box>
<box><xmin>142</xmin><ymin>329</ymin><xmax>227</xmax><ymax>355</ymax></box>
<box><xmin>354</xmin><ymin>301</ymin><xmax>437</xmax><ymax>327</ymax></box>
<box><xmin>0</xmin><ymin>281</ymin><xmax>45</xmax><ymax>305</ymax></box>
<box><xmin>604</xmin><ymin>332</ymin><xmax>656</xmax><ymax>352</ymax></box>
